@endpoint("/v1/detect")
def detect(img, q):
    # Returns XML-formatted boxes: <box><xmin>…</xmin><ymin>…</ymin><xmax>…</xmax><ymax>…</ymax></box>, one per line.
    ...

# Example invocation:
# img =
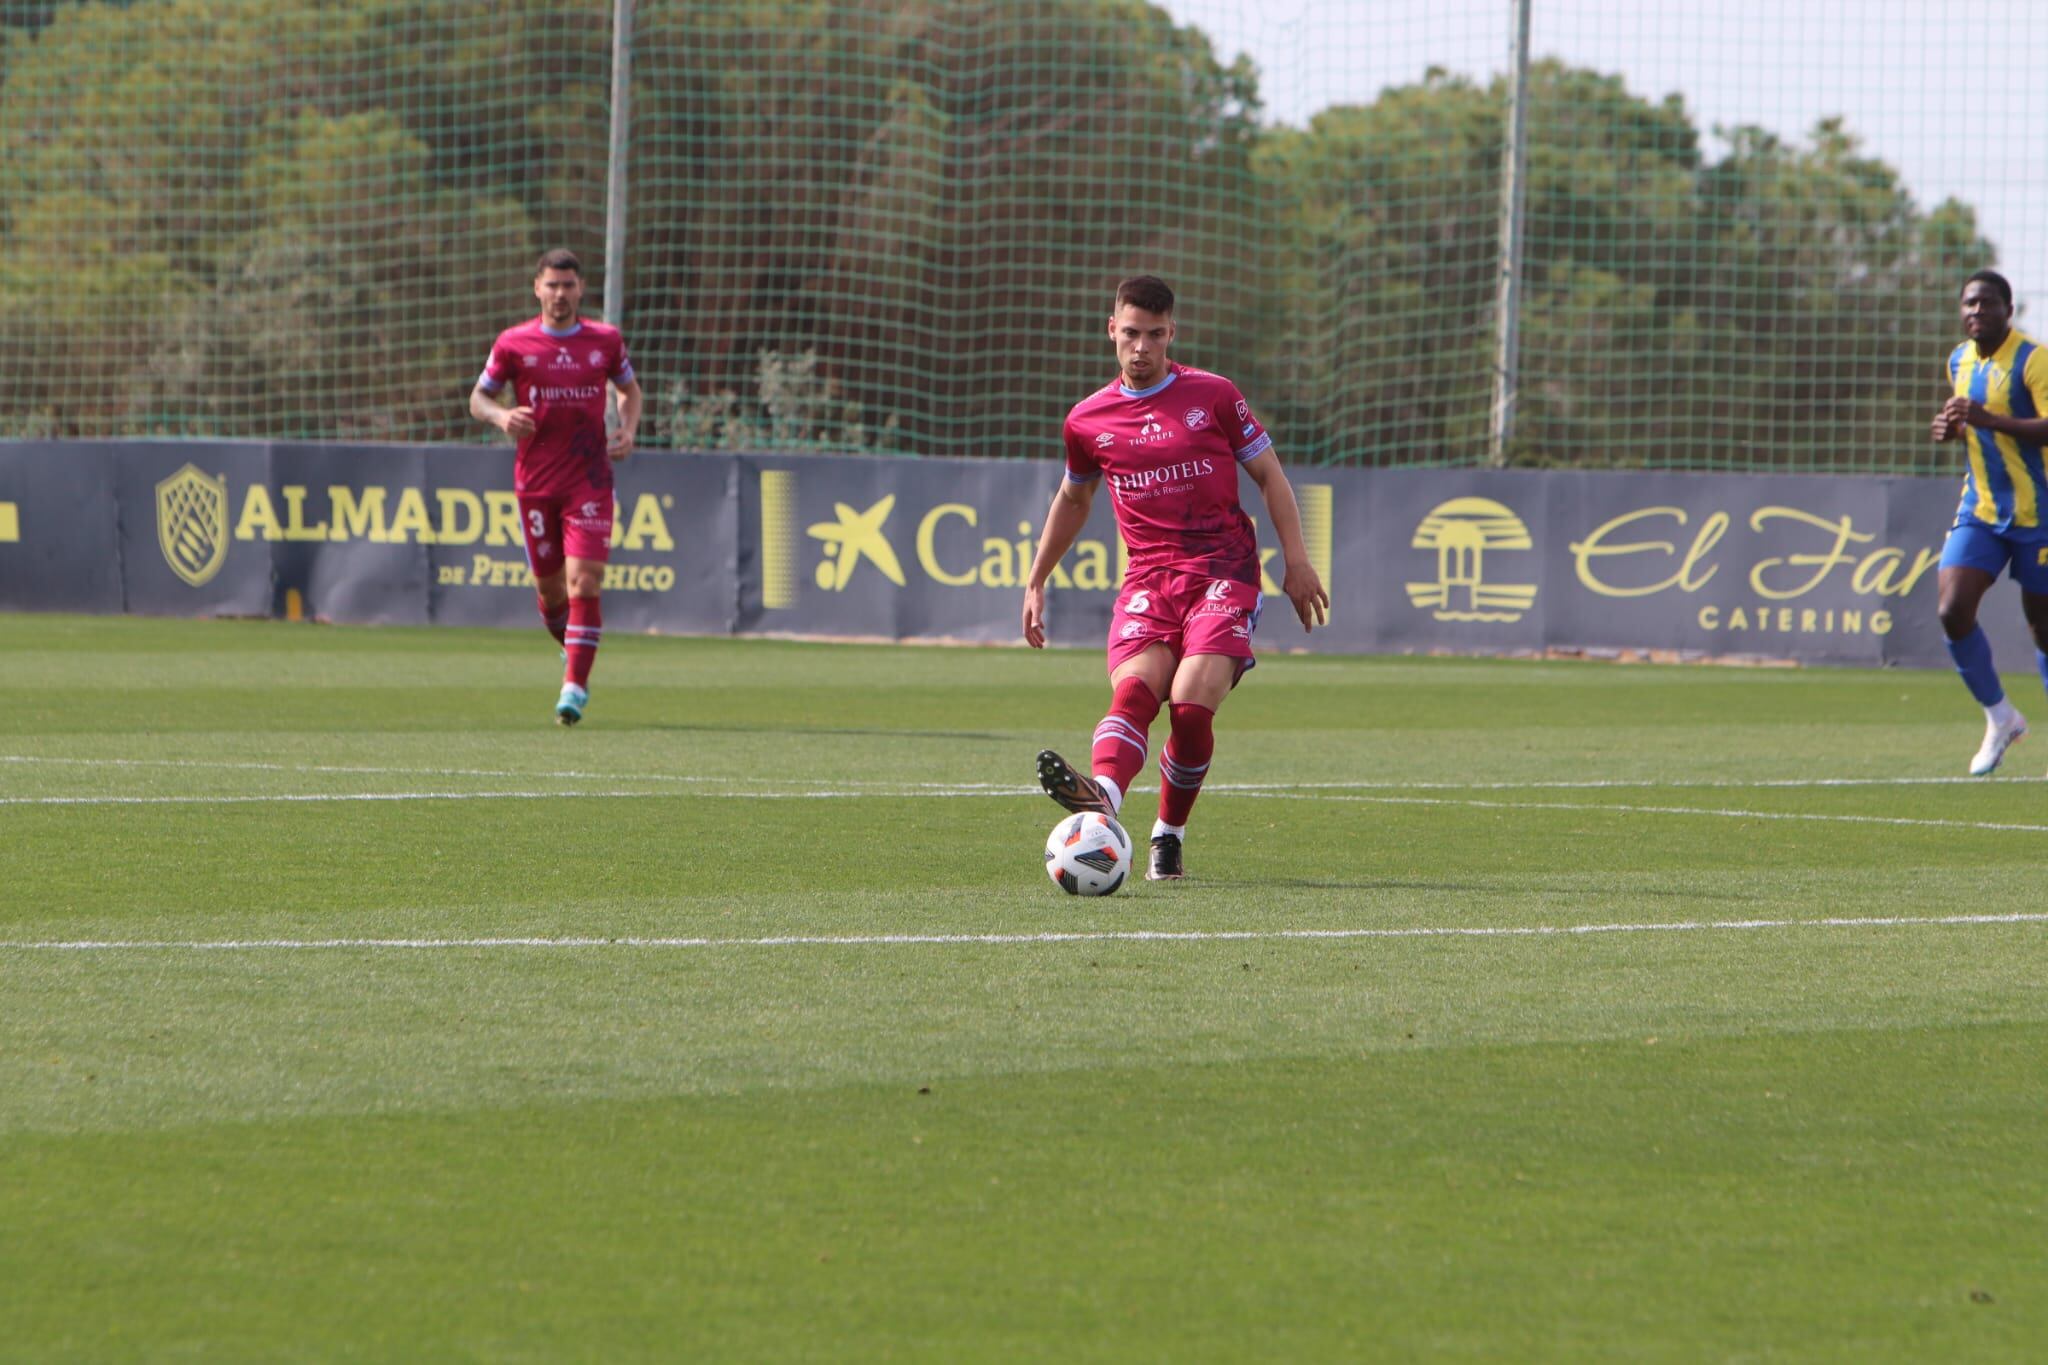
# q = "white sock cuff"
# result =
<box><xmin>1096</xmin><ymin>776</ymin><xmax>1124</xmax><ymax>814</ymax></box>
<box><xmin>1152</xmin><ymin>819</ymin><xmax>1185</xmax><ymax>841</ymax></box>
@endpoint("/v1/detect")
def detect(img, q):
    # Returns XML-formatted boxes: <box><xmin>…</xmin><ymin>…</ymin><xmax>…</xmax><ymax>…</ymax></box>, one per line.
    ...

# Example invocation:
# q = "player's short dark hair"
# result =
<box><xmin>535</xmin><ymin>248</ymin><xmax>583</xmax><ymax>278</ymax></box>
<box><xmin>1115</xmin><ymin>275</ymin><xmax>1175</xmax><ymax>316</ymax></box>
<box><xmin>1963</xmin><ymin>269</ymin><xmax>2012</xmax><ymax>307</ymax></box>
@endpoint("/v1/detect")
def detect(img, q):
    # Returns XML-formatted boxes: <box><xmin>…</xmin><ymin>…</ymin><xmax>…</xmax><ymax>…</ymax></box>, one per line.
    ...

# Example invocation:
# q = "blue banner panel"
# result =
<box><xmin>115</xmin><ymin>441</ymin><xmax>274</xmax><ymax>618</ymax></box>
<box><xmin>0</xmin><ymin>439</ymin><xmax>2029</xmax><ymax>675</ymax></box>
<box><xmin>0</xmin><ymin>443</ymin><xmax>122</xmax><ymax>614</ymax></box>
<box><xmin>264</xmin><ymin>444</ymin><xmax>433</xmax><ymax>625</ymax></box>
<box><xmin>421</xmin><ymin>448</ymin><xmax>742</xmax><ymax>634</ymax></box>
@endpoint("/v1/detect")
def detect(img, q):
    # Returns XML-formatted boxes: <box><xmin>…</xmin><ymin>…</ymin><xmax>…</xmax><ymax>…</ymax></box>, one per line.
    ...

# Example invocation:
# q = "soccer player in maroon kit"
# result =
<box><xmin>1023</xmin><ymin>275</ymin><xmax>1328</xmax><ymax>880</ymax></box>
<box><xmin>469</xmin><ymin>249</ymin><xmax>643</xmax><ymax>725</ymax></box>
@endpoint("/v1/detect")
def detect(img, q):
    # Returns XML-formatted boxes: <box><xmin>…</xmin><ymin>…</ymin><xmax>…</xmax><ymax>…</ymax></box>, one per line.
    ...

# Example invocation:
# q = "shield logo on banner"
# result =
<box><xmin>156</xmin><ymin>463</ymin><xmax>229</xmax><ymax>587</ymax></box>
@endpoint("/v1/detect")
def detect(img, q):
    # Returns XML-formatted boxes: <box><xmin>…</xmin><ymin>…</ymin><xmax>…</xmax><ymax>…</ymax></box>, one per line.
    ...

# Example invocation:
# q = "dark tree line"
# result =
<box><xmin>0</xmin><ymin>0</ymin><xmax>1992</xmax><ymax>470</ymax></box>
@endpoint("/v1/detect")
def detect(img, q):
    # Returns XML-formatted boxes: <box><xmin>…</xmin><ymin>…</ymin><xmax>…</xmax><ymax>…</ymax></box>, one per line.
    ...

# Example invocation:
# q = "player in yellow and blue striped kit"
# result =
<box><xmin>1931</xmin><ymin>269</ymin><xmax>2048</xmax><ymax>775</ymax></box>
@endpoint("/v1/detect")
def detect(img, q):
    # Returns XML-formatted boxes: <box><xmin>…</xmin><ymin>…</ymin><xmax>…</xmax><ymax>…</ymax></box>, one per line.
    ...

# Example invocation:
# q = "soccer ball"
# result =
<box><xmin>1044</xmin><ymin>811</ymin><xmax>1133</xmax><ymax>896</ymax></box>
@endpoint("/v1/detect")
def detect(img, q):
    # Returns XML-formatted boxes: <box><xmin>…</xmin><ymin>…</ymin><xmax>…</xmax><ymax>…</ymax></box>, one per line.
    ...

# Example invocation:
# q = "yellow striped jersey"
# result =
<box><xmin>1951</xmin><ymin>328</ymin><xmax>2048</xmax><ymax>533</ymax></box>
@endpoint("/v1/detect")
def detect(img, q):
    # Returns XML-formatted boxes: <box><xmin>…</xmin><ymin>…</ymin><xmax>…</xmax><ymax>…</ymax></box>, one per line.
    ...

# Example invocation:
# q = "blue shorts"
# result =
<box><xmin>1940</xmin><ymin>520</ymin><xmax>2048</xmax><ymax>594</ymax></box>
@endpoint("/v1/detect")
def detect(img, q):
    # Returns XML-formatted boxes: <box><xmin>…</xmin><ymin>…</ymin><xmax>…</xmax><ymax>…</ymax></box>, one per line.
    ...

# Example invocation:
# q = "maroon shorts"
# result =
<box><xmin>518</xmin><ymin>483</ymin><xmax>613</xmax><ymax>580</ymax></box>
<box><xmin>1105</xmin><ymin>569</ymin><xmax>1263</xmax><ymax>677</ymax></box>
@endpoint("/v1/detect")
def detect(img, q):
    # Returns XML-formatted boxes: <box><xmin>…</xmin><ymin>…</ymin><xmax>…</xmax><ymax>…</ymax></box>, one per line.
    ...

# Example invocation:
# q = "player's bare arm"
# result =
<box><xmin>1243</xmin><ymin>448</ymin><xmax>1329</xmax><ymax>631</ymax></box>
<box><xmin>1022</xmin><ymin>477</ymin><xmax>1097</xmax><ymax>649</ymax></box>
<box><xmin>470</xmin><ymin>380</ymin><xmax>535</xmax><ymax>440</ymax></box>
<box><xmin>608</xmin><ymin>378</ymin><xmax>644</xmax><ymax>460</ymax></box>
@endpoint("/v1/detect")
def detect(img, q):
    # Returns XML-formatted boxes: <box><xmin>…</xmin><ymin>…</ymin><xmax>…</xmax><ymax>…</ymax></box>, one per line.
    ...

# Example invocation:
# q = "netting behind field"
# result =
<box><xmin>0</xmin><ymin>0</ymin><xmax>2042</xmax><ymax>470</ymax></box>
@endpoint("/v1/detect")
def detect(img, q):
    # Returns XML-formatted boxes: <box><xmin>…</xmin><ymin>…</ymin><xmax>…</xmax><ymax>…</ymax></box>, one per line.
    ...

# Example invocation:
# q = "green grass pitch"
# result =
<box><xmin>2</xmin><ymin>614</ymin><xmax>2044</xmax><ymax>1361</ymax></box>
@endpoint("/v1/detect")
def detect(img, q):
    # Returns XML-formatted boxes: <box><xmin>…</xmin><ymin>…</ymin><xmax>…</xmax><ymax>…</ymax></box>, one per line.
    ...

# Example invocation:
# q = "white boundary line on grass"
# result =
<box><xmin>3</xmin><ymin>754</ymin><xmax>2038</xmax><ymax>792</ymax></box>
<box><xmin>7</xmin><ymin>785</ymin><xmax>2048</xmax><ymax>837</ymax></box>
<box><xmin>4</xmin><ymin>912</ymin><xmax>2044</xmax><ymax>953</ymax></box>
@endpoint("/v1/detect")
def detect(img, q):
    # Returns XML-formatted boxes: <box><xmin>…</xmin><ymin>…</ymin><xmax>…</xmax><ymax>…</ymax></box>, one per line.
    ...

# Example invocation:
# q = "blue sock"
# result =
<box><xmin>1946</xmin><ymin>625</ymin><xmax>2005</xmax><ymax>708</ymax></box>
<box><xmin>2037</xmin><ymin>649</ymin><xmax>2048</xmax><ymax>700</ymax></box>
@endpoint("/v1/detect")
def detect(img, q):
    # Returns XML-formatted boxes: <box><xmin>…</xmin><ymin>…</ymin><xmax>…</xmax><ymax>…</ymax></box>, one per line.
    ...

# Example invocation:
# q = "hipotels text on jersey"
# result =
<box><xmin>1107</xmin><ymin>458</ymin><xmax>1215</xmax><ymax>493</ymax></box>
<box><xmin>529</xmin><ymin>384</ymin><xmax>606</xmax><ymax>403</ymax></box>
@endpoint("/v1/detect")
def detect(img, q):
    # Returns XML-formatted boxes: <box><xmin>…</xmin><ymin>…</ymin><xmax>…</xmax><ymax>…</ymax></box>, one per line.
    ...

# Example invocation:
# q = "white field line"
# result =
<box><xmin>1</xmin><ymin>754</ymin><xmax>2034</xmax><ymax>792</ymax></box>
<box><xmin>1222</xmin><ymin>791</ymin><xmax>2048</xmax><ymax>835</ymax></box>
<box><xmin>0</xmin><ymin>788</ymin><xmax>1015</xmax><ymax>807</ymax></box>
<box><xmin>5</xmin><ymin>785</ymin><xmax>2048</xmax><ymax>837</ymax></box>
<box><xmin>4</xmin><ymin>913</ymin><xmax>2044</xmax><ymax>953</ymax></box>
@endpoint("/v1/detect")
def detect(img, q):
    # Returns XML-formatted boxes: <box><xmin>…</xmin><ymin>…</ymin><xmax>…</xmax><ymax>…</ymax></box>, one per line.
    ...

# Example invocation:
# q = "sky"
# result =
<box><xmin>1161</xmin><ymin>0</ymin><xmax>2048</xmax><ymax>314</ymax></box>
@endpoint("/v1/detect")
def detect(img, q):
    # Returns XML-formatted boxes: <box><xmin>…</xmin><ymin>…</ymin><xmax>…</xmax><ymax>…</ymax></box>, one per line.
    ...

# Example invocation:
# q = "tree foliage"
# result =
<box><xmin>0</xmin><ymin>0</ymin><xmax>1998</xmax><ymax>470</ymax></box>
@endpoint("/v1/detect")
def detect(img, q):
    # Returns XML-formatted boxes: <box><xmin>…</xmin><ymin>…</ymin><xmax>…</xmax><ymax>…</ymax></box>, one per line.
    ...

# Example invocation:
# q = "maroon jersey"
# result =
<box><xmin>479</xmin><ymin>318</ymin><xmax>636</xmax><ymax>496</ymax></box>
<box><xmin>1062</xmin><ymin>362</ymin><xmax>1273</xmax><ymax>584</ymax></box>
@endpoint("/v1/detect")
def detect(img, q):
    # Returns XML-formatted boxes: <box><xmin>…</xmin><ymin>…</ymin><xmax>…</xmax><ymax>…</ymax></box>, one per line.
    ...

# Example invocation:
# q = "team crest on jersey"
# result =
<box><xmin>1205</xmin><ymin>580</ymin><xmax>1232</xmax><ymax>601</ymax></box>
<box><xmin>155</xmin><ymin>463</ymin><xmax>229</xmax><ymax>588</ymax></box>
<box><xmin>1095</xmin><ymin>431</ymin><xmax>1115</xmax><ymax>448</ymax></box>
<box><xmin>588</xmin><ymin>349</ymin><xmax>604</xmax><ymax>367</ymax></box>
<box><xmin>1183</xmin><ymin>407</ymin><xmax>1210</xmax><ymax>431</ymax></box>
<box><xmin>1235</xmin><ymin>399</ymin><xmax>1249</xmax><ymax>423</ymax></box>
<box><xmin>552</xmin><ymin>349</ymin><xmax>575</xmax><ymax>368</ymax></box>
<box><xmin>521</xmin><ymin>354</ymin><xmax>538</xmax><ymax>368</ymax></box>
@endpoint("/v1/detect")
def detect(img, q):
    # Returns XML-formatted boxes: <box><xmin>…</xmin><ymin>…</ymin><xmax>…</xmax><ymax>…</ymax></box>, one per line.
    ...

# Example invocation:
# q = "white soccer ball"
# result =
<box><xmin>1044</xmin><ymin>811</ymin><xmax>1133</xmax><ymax>896</ymax></box>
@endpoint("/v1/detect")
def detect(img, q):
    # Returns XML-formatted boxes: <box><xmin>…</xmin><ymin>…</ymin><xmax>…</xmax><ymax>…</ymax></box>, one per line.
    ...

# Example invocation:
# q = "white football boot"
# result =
<box><xmin>1969</xmin><ymin>707</ymin><xmax>2027</xmax><ymax>776</ymax></box>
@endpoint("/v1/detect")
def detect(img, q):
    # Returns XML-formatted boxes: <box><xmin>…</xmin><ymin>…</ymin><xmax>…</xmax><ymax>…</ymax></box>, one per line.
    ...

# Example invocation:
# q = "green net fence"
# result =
<box><xmin>0</xmin><ymin>0</ymin><xmax>2040</xmax><ymax>471</ymax></box>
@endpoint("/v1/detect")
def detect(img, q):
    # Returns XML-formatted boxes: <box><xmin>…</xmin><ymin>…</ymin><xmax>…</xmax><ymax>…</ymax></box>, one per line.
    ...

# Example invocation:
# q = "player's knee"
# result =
<box><xmin>1937</xmin><ymin>596</ymin><xmax>1978</xmax><ymax>640</ymax></box>
<box><xmin>1110</xmin><ymin>674</ymin><xmax>1162</xmax><ymax>723</ymax></box>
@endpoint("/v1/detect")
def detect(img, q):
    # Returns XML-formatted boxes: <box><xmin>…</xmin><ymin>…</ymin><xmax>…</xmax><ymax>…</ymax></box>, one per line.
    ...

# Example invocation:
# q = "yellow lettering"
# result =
<box><xmin>1748</xmin><ymin>507</ymin><xmax>1872</xmax><ymax>600</ymax></box>
<box><xmin>1850</xmin><ymin>546</ymin><xmax>1940</xmax><ymax>597</ymax></box>
<box><xmin>1070</xmin><ymin>541</ymin><xmax>1111</xmax><ymax>591</ymax></box>
<box><xmin>236</xmin><ymin>486</ymin><xmax>282</xmax><ymax>542</ymax></box>
<box><xmin>1843</xmin><ymin>610</ymin><xmax>1862</xmax><ymax>633</ymax></box>
<box><xmin>281</xmin><ymin>486</ymin><xmax>328</xmax><ymax>542</ymax></box>
<box><xmin>437</xmin><ymin>564</ymin><xmax>466</xmax><ymax>586</ymax></box>
<box><xmin>1777</xmin><ymin>608</ymin><xmax>1793</xmax><ymax>631</ymax></box>
<box><xmin>470</xmin><ymin>553</ymin><xmax>494</xmax><ymax>583</ymax></box>
<box><xmin>915</xmin><ymin>504</ymin><xmax>978</xmax><ymax>587</ymax></box>
<box><xmin>1872</xmin><ymin>610</ymin><xmax>1892</xmax><ymax>634</ymax></box>
<box><xmin>1730</xmin><ymin>607</ymin><xmax>1750</xmax><ymax>629</ymax></box>
<box><xmin>620</xmin><ymin>494</ymin><xmax>674</xmax><ymax>551</ymax></box>
<box><xmin>387</xmin><ymin>488</ymin><xmax>437</xmax><ymax>544</ymax></box>
<box><xmin>1699</xmin><ymin>605</ymin><xmax>1720</xmax><ymax>629</ymax></box>
<box><xmin>329</xmin><ymin>486</ymin><xmax>389</xmax><ymax>543</ymax></box>
<box><xmin>436</xmin><ymin>489</ymin><xmax>483</xmax><ymax>545</ymax></box>
<box><xmin>980</xmin><ymin>537</ymin><xmax>1016</xmax><ymax>587</ymax></box>
<box><xmin>485</xmin><ymin>491</ymin><xmax>522</xmax><ymax>547</ymax></box>
<box><xmin>1800</xmin><ymin>608</ymin><xmax>1817</xmax><ymax>632</ymax></box>
<box><xmin>1259</xmin><ymin>546</ymin><xmax>1280</xmax><ymax>595</ymax></box>
<box><xmin>1570</xmin><ymin>506</ymin><xmax>1725</xmax><ymax>597</ymax></box>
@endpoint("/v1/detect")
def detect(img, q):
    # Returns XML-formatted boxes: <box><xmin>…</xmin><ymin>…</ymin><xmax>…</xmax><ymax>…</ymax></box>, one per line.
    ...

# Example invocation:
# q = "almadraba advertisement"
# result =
<box><xmin>0</xmin><ymin>440</ymin><xmax>2019</xmax><ymax>669</ymax></box>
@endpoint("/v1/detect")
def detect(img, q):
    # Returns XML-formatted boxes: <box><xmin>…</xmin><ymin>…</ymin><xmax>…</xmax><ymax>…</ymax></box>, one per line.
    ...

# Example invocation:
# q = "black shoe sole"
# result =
<box><xmin>1037</xmin><ymin>749</ymin><xmax>1112</xmax><ymax>816</ymax></box>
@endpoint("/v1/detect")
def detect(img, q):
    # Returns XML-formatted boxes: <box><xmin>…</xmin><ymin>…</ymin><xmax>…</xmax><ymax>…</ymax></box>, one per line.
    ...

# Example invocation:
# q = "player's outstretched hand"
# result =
<box><xmin>1283</xmin><ymin>560</ymin><xmax>1329</xmax><ymax>632</ymax></box>
<box><xmin>500</xmin><ymin>405</ymin><xmax>537</xmax><ymax>440</ymax></box>
<box><xmin>1931</xmin><ymin>408</ymin><xmax>1957</xmax><ymax>442</ymax></box>
<box><xmin>1022</xmin><ymin>584</ymin><xmax>1048</xmax><ymax>649</ymax></box>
